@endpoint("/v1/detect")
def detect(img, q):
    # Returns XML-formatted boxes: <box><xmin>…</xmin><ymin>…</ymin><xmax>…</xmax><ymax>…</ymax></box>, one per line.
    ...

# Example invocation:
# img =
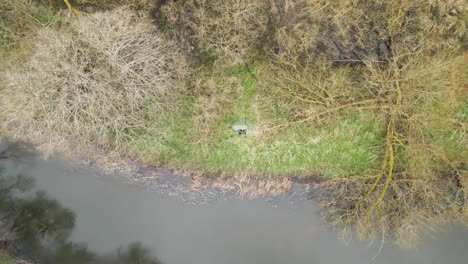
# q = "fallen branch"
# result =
<box><xmin>64</xmin><ymin>0</ymin><xmax>80</xmax><ymax>15</ymax></box>
<box><xmin>266</xmin><ymin>98</ymin><xmax>385</xmax><ymax>131</ymax></box>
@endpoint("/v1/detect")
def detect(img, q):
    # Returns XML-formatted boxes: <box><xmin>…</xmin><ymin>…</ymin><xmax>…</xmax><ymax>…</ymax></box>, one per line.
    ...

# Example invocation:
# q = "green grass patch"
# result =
<box><xmin>0</xmin><ymin>255</ymin><xmax>16</xmax><ymax>264</ymax></box>
<box><xmin>130</xmin><ymin>65</ymin><xmax>384</xmax><ymax>179</ymax></box>
<box><xmin>181</xmin><ymin>113</ymin><xmax>383</xmax><ymax>178</ymax></box>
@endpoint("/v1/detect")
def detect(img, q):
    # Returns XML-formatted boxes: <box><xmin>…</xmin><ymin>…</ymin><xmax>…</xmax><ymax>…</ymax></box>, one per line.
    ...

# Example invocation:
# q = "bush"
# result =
<box><xmin>270</xmin><ymin>0</ymin><xmax>466</xmax><ymax>62</ymax></box>
<box><xmin>158</xmin><ymin>0</ymin><xmax>270</xmax><ymax>64</ymax></box>
<box><xmin>265</xmin><ymin>0</ymin><xmax>468</xmax><ymax>248</ymax></box>
<box><xmin>0</xmin><ymin>7</ymin><xmax>190</xmax><ymax>157</ymax></box>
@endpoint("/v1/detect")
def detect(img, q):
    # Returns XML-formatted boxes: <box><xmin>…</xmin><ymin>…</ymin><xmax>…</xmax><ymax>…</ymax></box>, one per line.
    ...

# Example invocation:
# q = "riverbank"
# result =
<box><xmin>1</xmin><ymin>0</ymin><xmax>467</xmax><ymax>251</ymax></box>
<box><xmin>111</xmin><ymin>162</ymin><xmax>315</xmax><ymax>206</ymax></box>
<box><xmin>0</xmin><ymin>252</ymin><xmax>32</xmax><ymax>264</ymax></box>
<box><xmin>3</xmin><ymin>139</ymin><xmax>308</xmax><ymax>263</ymax></box>
<box><xmin>1</xmin><ymin>0</ymin><xmax>466</xmax><ymax>180</ymax></box>
<box><xmin>2</xmin><ymin>142</ymin><xmax>468</xmax><ymax>264</ymax></box>
<box><xmin>1</xmin><ymin>139</ymin><xmax>313</xmax><ymax>208</ymax></box>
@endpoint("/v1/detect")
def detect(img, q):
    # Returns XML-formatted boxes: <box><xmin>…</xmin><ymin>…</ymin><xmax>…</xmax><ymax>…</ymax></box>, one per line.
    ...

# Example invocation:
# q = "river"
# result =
<box><xmin>1</xmin><ymin>141</ymin><xmax>467</xmax><ymax>264</ymax></box>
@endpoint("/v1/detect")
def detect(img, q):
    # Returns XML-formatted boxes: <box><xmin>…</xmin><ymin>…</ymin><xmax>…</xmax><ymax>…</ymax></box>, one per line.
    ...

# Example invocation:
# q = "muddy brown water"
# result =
<box><xmin>1</xmin><ymin>141</ymin><xmax>467</xmax><ymax>264</ymax></box>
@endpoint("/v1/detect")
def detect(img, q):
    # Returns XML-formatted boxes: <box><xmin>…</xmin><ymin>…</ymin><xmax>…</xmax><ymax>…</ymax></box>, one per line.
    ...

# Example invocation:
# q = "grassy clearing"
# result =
<box><xmin>183</xmin><ymin>114</ymin><xmax>382</xmax><ymax>178</ymax></box>
<box><xmin>129</xmin><ymin>64</ymin><xmax>383</xmax><ymax>178</ymax></box>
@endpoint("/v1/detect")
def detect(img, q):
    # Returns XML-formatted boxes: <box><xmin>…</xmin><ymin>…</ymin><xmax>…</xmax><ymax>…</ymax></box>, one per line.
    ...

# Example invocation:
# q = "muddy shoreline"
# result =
<box><xmin>120</xmin><ymin>162</ymin><xmax>318</xmax><ymax>206</ymax></box>
<box><xmin>1</xmin><ymin>140</ymin><xmax>317</xmax><ymax>206</ymax></box>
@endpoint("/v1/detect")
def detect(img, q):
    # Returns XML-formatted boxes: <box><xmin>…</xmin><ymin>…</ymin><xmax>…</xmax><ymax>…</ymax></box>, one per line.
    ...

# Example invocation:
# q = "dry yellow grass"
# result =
<box><xmin>0</xmin><ymin>0</ymin><xmax>60</xmax><ymax>50</ymax></box>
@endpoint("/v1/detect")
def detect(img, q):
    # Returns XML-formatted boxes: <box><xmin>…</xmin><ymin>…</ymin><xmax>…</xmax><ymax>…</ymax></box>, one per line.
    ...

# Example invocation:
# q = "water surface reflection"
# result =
<box><xmin>1</xmin><ymin>141</ymin><xmax>467</xmax><ymax>264</ymax></box>
<box><xmin>0</xmin><ymin>142</ymin><xmax>161</xmax><ymax>263</ymax></box>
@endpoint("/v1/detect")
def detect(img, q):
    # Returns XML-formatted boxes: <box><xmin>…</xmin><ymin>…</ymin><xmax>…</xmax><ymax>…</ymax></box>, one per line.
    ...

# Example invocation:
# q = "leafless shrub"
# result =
<box><xmin>270</xmin><ymin>0</ymin><xmax>466</xmax><ymax>62</ymax></box>
<box><xmin>264</xmin><ymin>0</ymin><xmax>468</xmax><ymax>249</ymax></box>
<box><xmin>262</xmin><ymin>55</ymin><xmax>379</xmax><ymax>125</ymax></box>
<box><xmin>314</xmin><ymin>52</ymin><xmax>467</xmax><ymax>249</ymax></box>
<box><xmin>159</xmin><ymin>0</ymin><xmax>270</xmax><ymax>64</ymax></box>
<box><xmin>0</xmin><ymin>7</ymin><xmax>190</xmax><ymax>159</ymax></box>
<box><xmin>317</xmin><ymin>171</ymin><xmax>466</xmax><ymax>249</ymax></box>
